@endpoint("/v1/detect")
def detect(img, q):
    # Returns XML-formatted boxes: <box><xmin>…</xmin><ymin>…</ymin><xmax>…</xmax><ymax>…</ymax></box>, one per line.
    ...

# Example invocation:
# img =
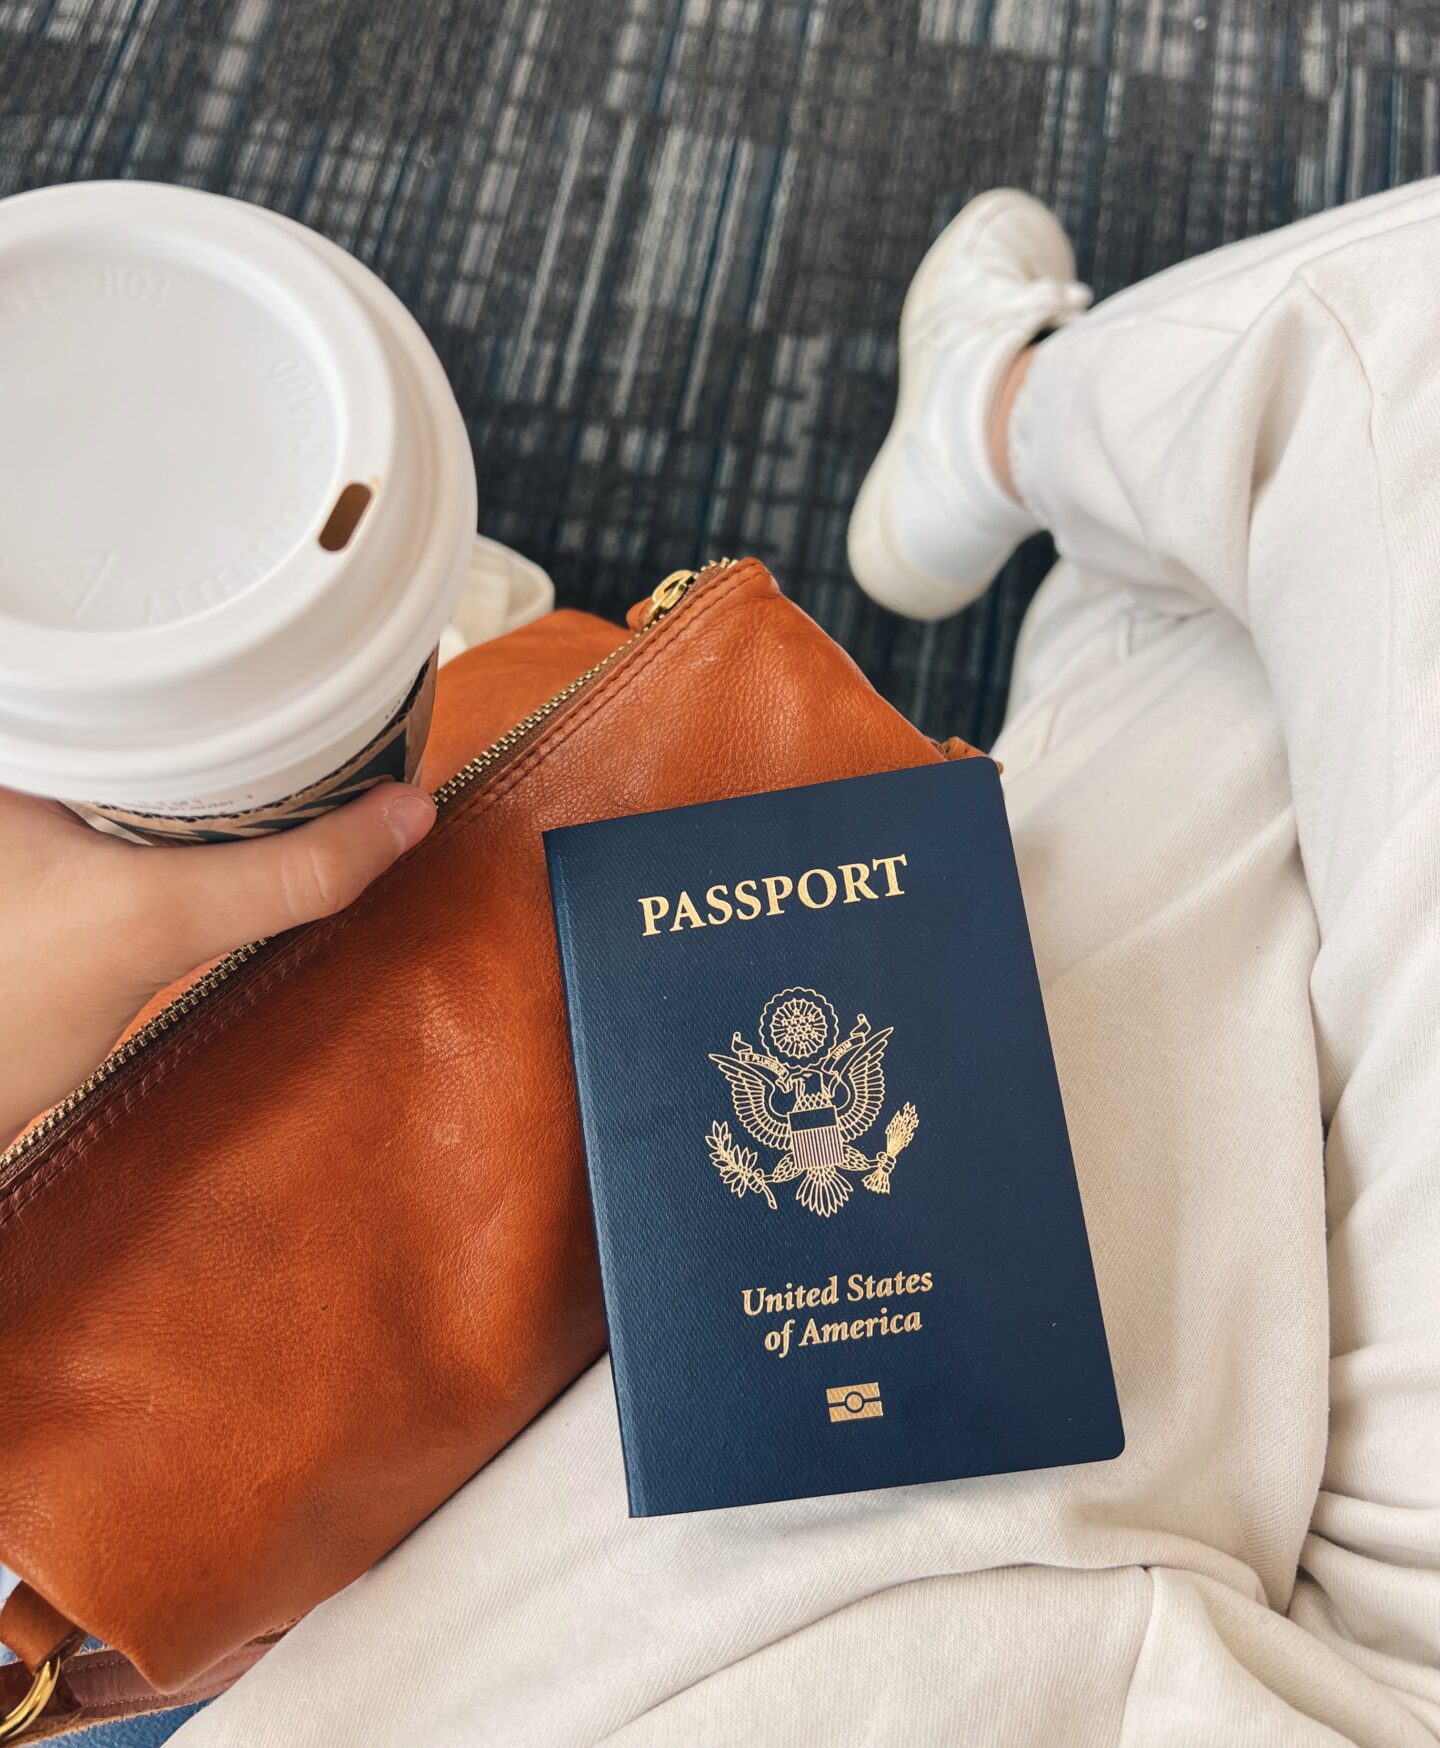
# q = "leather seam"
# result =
<box><xmin>0</xmin><ymin>564</ymin><xmax>770</xmax><ymax>1230</ymax></box>
<box><xmin>436</xmin><ymin>561</ymin><xmax>770</xmax><ymax>833</ymax></box>
<box><xmin>442</xmin><ymin>585</ymin><xmax>752</xmax><ymax>826</ymax></box>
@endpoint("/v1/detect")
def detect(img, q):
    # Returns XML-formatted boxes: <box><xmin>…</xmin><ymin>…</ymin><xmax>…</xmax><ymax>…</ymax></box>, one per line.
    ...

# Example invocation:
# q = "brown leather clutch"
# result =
<box><xmin>0</xmin><ymin>558</ymin><xmax>981</xmax><ymax>1736</ymax></box>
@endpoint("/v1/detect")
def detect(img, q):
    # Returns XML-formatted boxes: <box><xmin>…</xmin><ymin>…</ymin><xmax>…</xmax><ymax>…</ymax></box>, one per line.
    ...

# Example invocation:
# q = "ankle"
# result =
<box><xmin>986</xmin><ymin>345</ymin><xmax>1037</xmax><ymax>504</ymax></box>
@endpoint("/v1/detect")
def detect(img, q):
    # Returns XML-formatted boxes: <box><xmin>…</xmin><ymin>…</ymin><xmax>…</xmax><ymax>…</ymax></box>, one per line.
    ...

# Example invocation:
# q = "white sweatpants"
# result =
<box><xmin>180</xmin><ymin>180</ymin><xmax>1440</xmax><ymax>1747</ymax></box>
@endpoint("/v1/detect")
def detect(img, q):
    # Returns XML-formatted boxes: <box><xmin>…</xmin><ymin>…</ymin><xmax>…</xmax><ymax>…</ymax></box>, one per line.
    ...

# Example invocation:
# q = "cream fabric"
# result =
<box><xmin>440</xmin><ymin>533</ymin><xmax>554</xmax><ymax>664</ymax></box>
<box><xmin>179</xmin><ymin>181</ymin><xmax>1440</xmax><ymax>1747</ymax></box>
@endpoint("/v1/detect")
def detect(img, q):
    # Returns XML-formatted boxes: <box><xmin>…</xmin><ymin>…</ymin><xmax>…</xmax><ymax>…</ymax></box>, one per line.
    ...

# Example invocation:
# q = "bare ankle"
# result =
<box><xmin>987</xmin><ymin>346</ymin><xmax>1037</xmax><ymax>504</ymax></box>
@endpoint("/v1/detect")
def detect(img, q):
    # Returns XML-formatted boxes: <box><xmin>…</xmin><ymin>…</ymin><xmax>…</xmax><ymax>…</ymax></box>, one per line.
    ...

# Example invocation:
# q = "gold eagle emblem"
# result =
<box><xmin>706</xmin><ymin>987</ymin><xmax>919</xmax><ymax>1217</ymax></box>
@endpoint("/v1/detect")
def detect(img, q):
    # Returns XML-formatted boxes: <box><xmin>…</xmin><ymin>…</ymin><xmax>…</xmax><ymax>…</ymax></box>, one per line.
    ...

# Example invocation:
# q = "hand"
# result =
<box><xmin>0</xmin><ymin>783</ymin><xmax>436</xmax><ymax>1145</ymax></box>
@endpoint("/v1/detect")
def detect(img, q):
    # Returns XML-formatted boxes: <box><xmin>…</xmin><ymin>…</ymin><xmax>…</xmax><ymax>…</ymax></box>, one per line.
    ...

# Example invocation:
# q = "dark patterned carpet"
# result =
<box><xmin>3</xmin><ymin>0</ymin><xmax>1435</xmax><ymax>746</ymax></box>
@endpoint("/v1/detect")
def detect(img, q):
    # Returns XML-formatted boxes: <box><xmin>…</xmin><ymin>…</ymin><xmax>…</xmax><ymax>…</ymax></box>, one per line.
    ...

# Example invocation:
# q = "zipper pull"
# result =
<box><xmin>640</xmin><ymin>570</ymin><xmax>695</xmax><ymax>627</ymax></box>
<box><xmin>638</xmin><ymin>558</ymin><xmax>733</xmax><ymax>628</ymax></box>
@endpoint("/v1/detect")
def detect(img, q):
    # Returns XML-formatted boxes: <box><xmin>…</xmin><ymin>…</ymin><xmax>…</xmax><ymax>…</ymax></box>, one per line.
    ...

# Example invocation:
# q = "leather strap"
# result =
<box><xmin>0</xmin><ymin>1635</ymin><xmax>278</xmax><ymax>1741</ymax></box>
<box><xmin>0</xmin><ymin>1587</ymin><xmax>82</xmax><ymax>1741</ymax></box>
<box><xmin>0</xmin><ymin>1588</ymin><xmax>79</xmax><ymax>1674</ymax></box>
<box><xmin>0</xmin><ymin>1595</ymin><xmax>281</xmax><ymax>1742</ymax></box>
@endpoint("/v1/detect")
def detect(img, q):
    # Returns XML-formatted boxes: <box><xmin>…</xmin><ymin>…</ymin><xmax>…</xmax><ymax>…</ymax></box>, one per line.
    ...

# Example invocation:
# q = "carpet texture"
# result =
<box><xmin>4</xmin><ymin>0</ymin><xmax>1434</xmax><ymax>745</ymax></box>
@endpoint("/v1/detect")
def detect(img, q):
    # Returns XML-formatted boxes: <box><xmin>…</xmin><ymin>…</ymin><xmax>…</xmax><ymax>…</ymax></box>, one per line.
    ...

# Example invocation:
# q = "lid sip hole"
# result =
<box><xmin>318</xmin><ymin>481</ymin><xmax>374</xmax><ymax>552</ymax></box>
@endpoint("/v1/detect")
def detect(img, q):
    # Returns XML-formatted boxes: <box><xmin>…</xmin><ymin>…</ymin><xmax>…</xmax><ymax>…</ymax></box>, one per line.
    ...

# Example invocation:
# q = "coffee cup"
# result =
<box><xmin>0</xmin><ymin>181</ymin><xmax>478</xmax><ymax>842</ymax></box>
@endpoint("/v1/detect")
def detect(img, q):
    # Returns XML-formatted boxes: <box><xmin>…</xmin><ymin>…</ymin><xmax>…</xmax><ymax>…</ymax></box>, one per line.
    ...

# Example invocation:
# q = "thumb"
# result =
<box><xmin>136</xmin><ymin>782</ymin><xmax>437</xmax><ymax>976</ymax></box>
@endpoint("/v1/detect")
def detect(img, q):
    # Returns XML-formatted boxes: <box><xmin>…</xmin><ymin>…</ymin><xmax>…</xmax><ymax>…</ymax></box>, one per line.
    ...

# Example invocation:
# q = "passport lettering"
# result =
<box><xmin>743</xmin><ymin>1269</ymin><xmax>935</xmax><ymax>1359</ymax></box>
<box><xmin>638</xmin><ymin>852</ymin><xmax>908</xmax><ymax>936</ymax></box>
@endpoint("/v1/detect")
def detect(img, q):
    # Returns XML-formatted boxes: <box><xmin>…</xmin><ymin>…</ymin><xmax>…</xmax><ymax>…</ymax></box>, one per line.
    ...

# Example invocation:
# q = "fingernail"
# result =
<box><xmin>381</xmin><ymin>788</ymin><xmax>436</xmax><ymax>851</ymax></box>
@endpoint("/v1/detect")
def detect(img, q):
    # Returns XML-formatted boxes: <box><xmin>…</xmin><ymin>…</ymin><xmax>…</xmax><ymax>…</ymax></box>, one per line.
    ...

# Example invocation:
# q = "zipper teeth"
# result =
<box><xmin>430</xmin><ymin>629</ymin><xmax>639</xmax><ymax>807</ymax></box>
<box><xmin>0</xmin><ymin>939</ymin><xmax>269</xmax><ymax>1172</ymax></box>
<box><xmin>0</xmin><ymin>562</ymin><xmax>729</xmax><ymax>1180</ymax></box>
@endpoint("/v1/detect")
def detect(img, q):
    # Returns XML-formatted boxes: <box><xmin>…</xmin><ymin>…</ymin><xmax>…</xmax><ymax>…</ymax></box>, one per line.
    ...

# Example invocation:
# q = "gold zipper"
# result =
<box><xmin>0</xmin><ymin>560</ymin><xmax>731</xmax><ymax>1185</ymax></box>
<box><xmin>430</xmin><ymin>563</ymin><xmax>716</xmax><ymax>806</ymax></box>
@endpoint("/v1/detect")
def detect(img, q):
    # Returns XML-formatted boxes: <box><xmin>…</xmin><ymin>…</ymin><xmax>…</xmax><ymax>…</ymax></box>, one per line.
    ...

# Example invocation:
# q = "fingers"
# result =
<box><xmin>130</xmin><ymin>782</ymin><xmax>437</xmax><ymax>977</ymax></box>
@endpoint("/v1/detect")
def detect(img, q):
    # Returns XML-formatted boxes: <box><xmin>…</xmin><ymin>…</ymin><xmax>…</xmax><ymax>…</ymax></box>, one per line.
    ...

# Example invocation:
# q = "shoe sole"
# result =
<box><xmin>848</xmin><ymin>189</ymin><xmax>1077</xmax><ymax>617</ymax></box>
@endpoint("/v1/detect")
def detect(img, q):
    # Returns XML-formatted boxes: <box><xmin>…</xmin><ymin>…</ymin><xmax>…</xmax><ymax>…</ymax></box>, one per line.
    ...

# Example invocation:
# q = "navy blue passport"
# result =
<box><xmin>544</xmin><ymin>760</ymin><xmax>1122</xmax><ymax>1516</ymax></box>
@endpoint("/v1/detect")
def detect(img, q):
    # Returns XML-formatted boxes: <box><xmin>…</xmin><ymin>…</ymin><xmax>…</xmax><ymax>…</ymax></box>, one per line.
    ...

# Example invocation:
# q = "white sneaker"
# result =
<box><xmin>848</xmin><ymin>189</ymin><xmax>1090</xmax><ymax>621</ymax></box>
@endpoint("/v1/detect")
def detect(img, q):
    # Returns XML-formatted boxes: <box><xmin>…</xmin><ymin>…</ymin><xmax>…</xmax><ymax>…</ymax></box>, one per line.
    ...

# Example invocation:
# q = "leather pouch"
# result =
<box><xmin>0</xmin><ymin>558</ymin><xmax>981</xmax><ymax>1736</ymax></box>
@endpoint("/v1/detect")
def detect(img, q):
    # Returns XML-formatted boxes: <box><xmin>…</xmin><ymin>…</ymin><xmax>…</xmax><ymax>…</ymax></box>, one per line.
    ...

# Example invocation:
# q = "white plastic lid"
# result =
<box><xmin>0</xmin><ymin>181</ymin><xmax>476</xmax><ymax>806</ymax></box>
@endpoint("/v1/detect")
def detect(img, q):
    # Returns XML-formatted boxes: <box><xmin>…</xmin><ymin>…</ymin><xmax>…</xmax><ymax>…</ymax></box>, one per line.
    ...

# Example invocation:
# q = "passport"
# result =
<box><xmin>544</xmin><ymin>760</ymin><xmax>1123</xmax><ymax>1516</ymax></box>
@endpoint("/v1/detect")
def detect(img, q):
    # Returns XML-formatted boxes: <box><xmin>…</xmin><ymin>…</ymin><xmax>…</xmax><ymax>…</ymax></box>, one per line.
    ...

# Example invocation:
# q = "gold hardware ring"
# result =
<box><xmin>0</xmin><ymin>1657</ymin><xmax>61</xmax><ymax>1743</ymax></box>
<box><xmin>640</xmin><ymin>569</ymin><xmax>695</xmax><ymax>626</ymax></box>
